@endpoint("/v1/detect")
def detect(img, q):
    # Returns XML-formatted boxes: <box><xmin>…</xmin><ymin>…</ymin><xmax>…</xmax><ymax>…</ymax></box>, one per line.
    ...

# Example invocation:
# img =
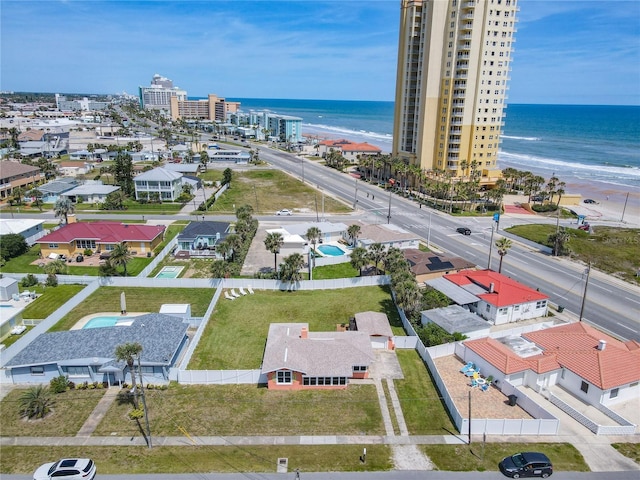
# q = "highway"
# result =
<box><xmin>258</xmin><ymin>145</ymin><xmax>640</xmax><ymax>342</ymax></box>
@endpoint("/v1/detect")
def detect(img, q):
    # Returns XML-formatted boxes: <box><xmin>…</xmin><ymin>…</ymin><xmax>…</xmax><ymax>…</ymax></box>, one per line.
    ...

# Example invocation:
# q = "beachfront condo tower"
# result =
<box><xmin>392</xmin><ymin>0</ymin><xmax>519</xmax><ymax>185</ymax></box>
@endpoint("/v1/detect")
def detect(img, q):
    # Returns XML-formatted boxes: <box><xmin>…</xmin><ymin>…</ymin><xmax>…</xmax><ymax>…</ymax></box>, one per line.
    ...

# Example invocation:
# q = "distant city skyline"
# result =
<box><xmin>1</xmin><ymin>1</ymin><xmax>639</xmax><ymax>106</ymax></box>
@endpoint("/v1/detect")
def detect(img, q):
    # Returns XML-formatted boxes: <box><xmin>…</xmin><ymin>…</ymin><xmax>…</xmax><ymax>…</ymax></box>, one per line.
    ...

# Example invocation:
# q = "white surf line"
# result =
<box><xmin>625</xmin><ymin>296</ymin><xmax>640</xmax><ymax>305</ymax></box>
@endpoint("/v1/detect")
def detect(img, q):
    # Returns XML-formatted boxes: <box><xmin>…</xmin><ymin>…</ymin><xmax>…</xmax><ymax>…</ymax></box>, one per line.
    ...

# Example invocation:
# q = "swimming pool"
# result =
<box><xmin>83</xmin><ymin>316</ymin><xmax>134</xmax><ymax>329</ymax></box>
<box><xmin>155</xmin><ymin>266</ymin><xmax>184</xmax><ymax>279</ymax></box>
<box><xmin>317</xmin><ymin>244</ymin><xmax>347</xmax><ymax>256</ymax></box>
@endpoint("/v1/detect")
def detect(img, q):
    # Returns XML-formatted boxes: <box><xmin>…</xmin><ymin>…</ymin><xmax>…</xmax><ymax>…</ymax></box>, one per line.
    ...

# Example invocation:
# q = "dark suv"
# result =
<box><xmin>456</xmin><ymin>227</ymin><xmax>471</xmax><ymax>235</ymax></box>
<box><xmin>499</xmin><ymin>452</ymin><xmax>553</xmax><ymax>478</ymax></box>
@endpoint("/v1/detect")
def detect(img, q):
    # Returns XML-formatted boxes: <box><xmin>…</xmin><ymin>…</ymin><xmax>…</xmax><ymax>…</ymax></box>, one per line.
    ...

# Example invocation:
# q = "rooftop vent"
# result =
<box><xmin>597</xmin><ymin>340</ymin><xmax>607</xmax><ymax>351</ymax></box>
<box><xmin>489</xmin><ymin>282</ymin><xmax>495</xmax><ymax>293</ymax></box>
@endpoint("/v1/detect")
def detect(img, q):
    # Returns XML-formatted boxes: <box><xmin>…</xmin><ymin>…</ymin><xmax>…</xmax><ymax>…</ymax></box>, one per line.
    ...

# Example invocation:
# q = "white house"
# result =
<box><xmin>283</xmin><ymin>222</ymin><xmax>348</xmax><ymax>245</ymax></box>
<box><xmin>0</xmin><ymin>219</ymin><xmax>47</xmax><ymax>245</ymax></box>
<box><xmin>134</xmin><ymin>167</ymin><xmax>183</xmax><ymax>201</ymax></box>
<box><xmin>434</xmin><ymin>270</ymin><xmax>549</xmax><ymax>325</ymax></box>
<box><xmin>61</xmin><ymin>184</ymin><xmax>120</xmax><ymax>204</ymax></box>
<box><xmin>461</xmin><ymin>322</ymin><xmax>640</xmax><ymax>408</ymax></box>
<box><xmin>351</xmin><ymin>222</ymin><xmax>420</xmax><ymax>251</ymax></box>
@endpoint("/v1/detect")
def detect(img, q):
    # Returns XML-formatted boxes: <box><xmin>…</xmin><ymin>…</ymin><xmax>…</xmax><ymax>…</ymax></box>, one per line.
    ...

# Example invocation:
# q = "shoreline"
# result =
<box><xmin>302</xmin><ymin>124</ymin><xmax>640</xmax><ymax>225</ymax></box>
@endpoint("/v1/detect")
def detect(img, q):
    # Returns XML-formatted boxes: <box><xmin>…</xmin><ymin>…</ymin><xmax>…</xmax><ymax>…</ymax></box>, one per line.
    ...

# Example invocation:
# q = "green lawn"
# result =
<box><xmin>93</xmin><ymin>383</ymin><xmax>384</xmax><ymax>437</ymax></box>
<box><xmin>395</xmin><ymin>349</ymin><xmax>456</xmax><ymax>435</ymax></box>
<box><xmin>422</xmin><ymin>443</ymin><xmax>589</xmax><ymax>473</ymax></box>
<box><xmin>312</xmin><ymin>262</ymin><xmax>359</xmax><ymax>279</ymax></box>
<box><xmin>19</xmin><ymin>284</ymin><xmax>85</xmax><ymax>319</ymax></box>
<box><xmin>205</xmin><ymin>169</ymin><xmax>351</xmax><ymax>215</ymax></box>
<box><xmin>50</xmin><ymin>287</ymin><xmax>215</xmax><ymax>331</ymax></box>
<box><xmin>612</xmin><ymin>443</ymin><xmax>640</xmax><ymax>464</ymax></box>
<box><xmin>189</xmin><ymin>286</ymin><xmax>403</xmax><ymax>370</ymax></box>
<box><xmin>0</xmin><ymin>445</ymin><xmax>391</xmax><ymax>474</ymax></box>
<box><xmin>0</xmin><ymin>388</ymin><xmax>106</xmax><ymax>437</ymax></box>
<box><xmin>506</xmin><ymin>224</ymin><xmax>640</xmax><ymax>284</ymax></box>
<box><xmin>74</xmin><ymin>200</ymin><xmax>183</xmax><ymax>214</ymax></box>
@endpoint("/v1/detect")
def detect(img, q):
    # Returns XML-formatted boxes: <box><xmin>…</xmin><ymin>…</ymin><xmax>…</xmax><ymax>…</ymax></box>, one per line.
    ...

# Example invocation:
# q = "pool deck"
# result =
<box><xmin>71</xmin><ymin>312</ymin><xmax>149</xmax><ymax>330</ymax></box>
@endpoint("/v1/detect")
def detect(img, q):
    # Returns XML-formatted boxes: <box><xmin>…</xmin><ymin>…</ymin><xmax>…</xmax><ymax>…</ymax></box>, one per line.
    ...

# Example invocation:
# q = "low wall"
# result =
<box><xmin>549</xmin><ymin>392</ymin><xmax>635</xmax><ymax>435</ymax></box>
<box><xmin>176</xmin><ymin>369</ymin><xmax>267</xmax><ymax>385</ymax></box>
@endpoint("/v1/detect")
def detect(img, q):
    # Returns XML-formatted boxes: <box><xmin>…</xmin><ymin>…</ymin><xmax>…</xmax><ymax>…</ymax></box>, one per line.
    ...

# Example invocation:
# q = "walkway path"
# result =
<box><xmin>75</xmin><ymin>386</ymin><xmax>121</xmax><ymax>437</ymax></box>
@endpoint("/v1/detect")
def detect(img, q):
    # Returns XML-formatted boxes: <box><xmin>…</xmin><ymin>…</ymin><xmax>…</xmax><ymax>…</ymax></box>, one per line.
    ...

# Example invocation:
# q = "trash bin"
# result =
<box><xmin>557</xmin><ymin>305</ymin><xmax>565</xmax><ymax>313</ymax></box>
<box><xmin>508</xmin><ymin>394</ymin><xmax>518</xmax><ymax>406</ymax></box>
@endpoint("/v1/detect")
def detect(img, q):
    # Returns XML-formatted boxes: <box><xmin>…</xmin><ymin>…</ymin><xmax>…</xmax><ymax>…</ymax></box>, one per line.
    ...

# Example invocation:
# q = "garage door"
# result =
<box><xmin>370</xmin><ymin>336</ymin><xmax>387</xmax><ymax>349</ymax></box>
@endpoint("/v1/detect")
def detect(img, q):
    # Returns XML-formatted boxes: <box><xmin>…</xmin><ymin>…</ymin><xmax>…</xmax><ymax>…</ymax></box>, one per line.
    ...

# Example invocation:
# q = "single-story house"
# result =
<box><xmin>283</xmin><ymin>222</ymin><xmax>348</xmax><ymax>245</ymax></box>
<box><xmin>403</xmin><ymin>249</ymin><xmax>477</xmax><ymax>282</ymax></box>
<box><xmin>317</xmin><ymin>139</ymin><xmax>382</xmax><ymax>162</ymax></box>
<box><xmin>460</xmin><ymin>322</ymin><xmax>640</xmax><ymax>408</ymax></box>
<box><xmin>57</xmin><ymin>161</ymin><xmax>95</xmax><ymax>177</ymax></box>
<box><xmin>353</xmin><ymin>311</ymin><xmax>394</xmax><ymax>350</ymax></box>
<box><xmin>175</xmin><ymin>221</ymin><xmax>232</xmax><ymax>259</ymax></box>
<box><xmin>133</xmin><ymin>167</ymin><xmax>184</xmax><ymax>202</ymax></box>
<box><xmin>428</xmin><ymin>269</ymin><xmax>549</xmax><ymax>325</ymax></box>
<box><xmin>3</xmin><ymin>314</ymin><xmax>189</xmax><ymax>385</ymax></box>
<box><xmin>61</xmin><ymin>184</ymin><xmax>120</xmax><ymax>204</ymax></box>
<box><xmin>38</xmin><ymin>178</ymin><xmax>79</xmax><ymax>201</ymax></box>
<box><xmin>36</xmin><ymin>221</ymin><xmax>165</xmax><ymax>258</ymax></box>
<box><xmin>349</xmin><ymin>221</ymin><xmax>420</xmax><ymax>250</ymax></box>
<box><xmin>69</xmin><ymin>148</ymin><xmax>108</xmax><ymax>161</ymax></box>
<box><xmin>0</xmin><ymin>218</ymin><xmax>47</xmax><ymax>245</ymax></box>
<box><xmin>261</xmin><ymin>323</ymin><xmax>375</xmax><ymax>390</ymax></box>
<box><xmin>208</xmin><ymin>149</ymin><xmax>251</xmax><ymax>163</ymax></box>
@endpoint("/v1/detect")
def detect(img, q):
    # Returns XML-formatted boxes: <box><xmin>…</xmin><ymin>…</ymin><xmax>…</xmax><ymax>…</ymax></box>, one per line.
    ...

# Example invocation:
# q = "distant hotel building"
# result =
<box><xmin>55</xmin><ymin>94</ymin><xmax>110</xmax><ymax>112</ymax></box>
<box><xmin>393</xmin><ymin>0</ymin><xmax>519</xmax><ymax>183</ymax></box>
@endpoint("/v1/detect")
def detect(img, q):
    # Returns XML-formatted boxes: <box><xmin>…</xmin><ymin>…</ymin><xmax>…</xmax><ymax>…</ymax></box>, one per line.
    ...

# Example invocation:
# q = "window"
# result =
<box><xmin>536</xmin><ymin>300</ymin><xmax>547</xmax><ymax>309</ymax></box>
<box><xmin>48</xmin><ymin>243</ymin><xmax>59</xmax><ymax>248</ymax></box>
<box><xmin>353</xmin><ymin>366</ymin><xmax>367</xmax><ymax>372</ymax></box>
<box><xmin>276</xmin><ymin>371</ymin><xmax>292</xmax><ymax>384</ymax></box>
<box><xmin>610</xmin><ymin>388</ymin><xmax>619</xmax><ymax>399</ymax></box>
<box><xmin>30</xmin><ymin>366</ymin><xmax>44</xmax><ymax>375</ymax></box>
<box><xmin>581</xmin><ymin>381</ymin><xmax>589</xmax><ymax>393</ymax></box>
<box><xmin>485</xmin><ymin>304</ymin><xmax>491</xmax><ymax>312</ymax></box>
<box><xmin>64</xmin><ymin>366</ymin><xmax>90</xmax><ymax>377</ymax></box>
<box><xmin>76</xmin><ymin>240</ymin><xmax>96</xmax><ymax>249</ymax></box>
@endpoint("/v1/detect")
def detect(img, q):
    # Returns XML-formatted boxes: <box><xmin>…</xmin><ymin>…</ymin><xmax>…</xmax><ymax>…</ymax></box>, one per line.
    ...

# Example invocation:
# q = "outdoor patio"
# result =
<box><xmin>433</xmin><ymin>354</ymin><xmax>533</xmax><ymax>420</ymax></box>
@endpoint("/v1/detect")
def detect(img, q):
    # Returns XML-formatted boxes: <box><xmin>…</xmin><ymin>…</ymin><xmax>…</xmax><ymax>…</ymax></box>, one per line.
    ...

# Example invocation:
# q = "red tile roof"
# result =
<box><xmin>37</xmin><ymin>222</ymin><xmax>165</xmax><ymax>245</ymax></box>
<box><xmin>465</xmin><ymin>323</ymin><xmax>640</xmax><ymax>389</ymax></box>
<box><xmin>341</xmin><ymin>142</ymin><xmax>381</xmax><ymax>153</ymax></box>
<box><xmin>444</xmin><ymin>269</ymin><xmax>548</xmax><ymax>307</ymax></box>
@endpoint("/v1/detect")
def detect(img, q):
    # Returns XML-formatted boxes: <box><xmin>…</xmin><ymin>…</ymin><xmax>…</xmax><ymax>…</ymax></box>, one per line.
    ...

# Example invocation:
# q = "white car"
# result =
<box><xmin>276</xmin><ymin>209</ymin><xmax>292</xmax><ymax>216</ymax></box>
<box><xmin>33</xmin><ymin>458</ymin><xmax>96</xmax><ymax>480</ymax></box>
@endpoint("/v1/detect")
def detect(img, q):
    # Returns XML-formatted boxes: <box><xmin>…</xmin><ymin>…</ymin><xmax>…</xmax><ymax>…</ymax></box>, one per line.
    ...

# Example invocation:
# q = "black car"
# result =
<box><xmin>456</xmin><ymin>227</ymin><xmax>471</xmax><ymax>235</ymax></box>
<box><xmin>499</xmin><ymin>452</ymin><xmax>553</xmax><ymax>478</ymax></box>
<box><xmin>583</xmin><ymin>198</ymin><xmax>598</xmax><ymax>204</ymax></box>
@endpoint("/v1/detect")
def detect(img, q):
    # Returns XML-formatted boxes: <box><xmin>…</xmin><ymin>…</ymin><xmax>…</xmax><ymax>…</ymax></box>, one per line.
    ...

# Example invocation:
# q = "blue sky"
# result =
<box><xmin>1</xmin><ymin>1</ymin><xmax>639</xmax><ymax>105</ymax></box>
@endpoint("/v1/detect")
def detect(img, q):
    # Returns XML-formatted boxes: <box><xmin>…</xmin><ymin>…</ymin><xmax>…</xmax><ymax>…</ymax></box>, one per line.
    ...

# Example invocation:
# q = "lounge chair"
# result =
<box><xmin>460</xmin><ymin>362</ymin><xmax>475</xmax><ymax>374</ymax></box>
<box><xmin>239</xmin><ymin>287</ymin><xmax>248</xmax><ymax>295</ymax></box>
<box><xmin>231</xmin><ymin>289</ymin><xmax>241</xmax><ymax>298</ymax></box>
<box><xmin>247</xmin><ymin>285</ymin><xmax>255</xmax><ymax>294</ymax></box>
<box><xmin>480</xmin><ymin>383</ymin><xmax>489</xmax><ymax>392</ymax></box>
<box><xmin>470</xmin><ymin>379</ymin><xmax>478</xmax><ymax>387</ymax></box>
<box><xmin>224</xmin><ymin>291</ymin><xmax>235</xmax><ymax>301</ymax></box>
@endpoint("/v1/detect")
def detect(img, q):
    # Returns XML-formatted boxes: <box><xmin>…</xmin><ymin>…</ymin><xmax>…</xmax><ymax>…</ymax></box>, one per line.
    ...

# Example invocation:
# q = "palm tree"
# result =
<box><xmin>279</xmin><ymin>253</ymin><xmax>305</xmax><ymax>290</ymax></box>
<box><xmin>30</xmin><ymin>188</ymin><xmax>43</xmax><ymax>212</ymax></box>
<box><xmin>395</xmin><ymin>280</ymin><xmax>422</xmax><ymax>317</ymax></box>
<box><xmin>109</xmin><ymin>242</ymin><xmax>133</xmax><ymax>276</ymax></box>
<box><xmin>264</xmin><ymin>231</ymin><xmax>284</xmax><ymax>275</ymax></box>
<box><xmin>548</xmin><ymin>228</ymin><xmax>571</xmax><ymax>256</ymax></box>
<box><xmin>350</xmin><ymin>246</ymin><xmax>369</xmax><ymax>276</ymax></box>
<box><xmin>43</xmin><ymin>258</ymin><xmax>66</xmax><ymax>285</ymax></box>
<box><xmin>495</xmin><ymin>237</ymin><xmax>513</xmax><ymax>273</ymax></box>
<box><xmin>367</xmin><ymin>243</ymin><xmax>387</xmax><ymax>275</ymax></box>
<box><xmin>224</xmin><ymin>233</ymin><xmax>243</xmax><ymax>262</ymax></box>
<box><xmin>347</xmin><ymin>224</ymin><xmax>361</xmax><ymax>247</ymax></box>
<box><xmin>19</xmin><ymin>385</ymin><xmax>55</xmax><ymax>419</ymax></box>
<box><xmin>115</xmin><ymin>342</ymin><xmax>143</xmax><ymax>409</ymax></box>
<box><xmin>54</xmin><ymin>197</ymin><xmax>75</xmax><ymax>224</ymax></box>
<box><xmin>216</xmin><ymin>239</ymin><xmax>232</xmax><ymax>261</ymax></box>
<box><xmin>210</xmin><ymin>259</ymin><xmax>232</xmax><ymax>278</ymax></box>
<box><xmin>305</xmin><ymin>226</ymin><xmax>321</xmax><ymax>268</ymax></box>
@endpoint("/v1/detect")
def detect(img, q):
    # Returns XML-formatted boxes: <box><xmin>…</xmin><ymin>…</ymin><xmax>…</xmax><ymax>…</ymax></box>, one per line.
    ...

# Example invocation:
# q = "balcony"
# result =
<box><xmin>463</xmin><ymin>1</ymin><xmax>475</xmax><ymax>9</ymax></box>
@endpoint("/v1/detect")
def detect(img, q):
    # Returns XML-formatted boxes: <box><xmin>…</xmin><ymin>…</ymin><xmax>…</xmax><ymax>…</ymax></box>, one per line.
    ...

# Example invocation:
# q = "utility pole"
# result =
<box><xmin>427</xmin><ymin>210</ymin><xmax>432</xmax><ymax>250</ymax></box>
<box><xmin>136</xmin><ymin>354</ymin><xmax>152</xmax><ymax>448</ymax></box>
<box><xmin>468</xmin><ymin>390</ymin><xmax>472</xmax><ymax>445</ymax></box>
<box><xmin>579</xmin><ymin>262</ymin><xmax>591</xmax><ymax>322</ymax></box>
<box><xmin>353</xmin><ymin>179</ymin><xmax>358</xmax><ymax>209</ymax></box>
<box><xmin>487</xmin><ymin>223</ymin><xmax>495</xmax><ymax>270</ymax></box>
<box><xmin>387</xmin><ymin>190</ymin><xmax>392</xmax><ymax>224</ymax></box>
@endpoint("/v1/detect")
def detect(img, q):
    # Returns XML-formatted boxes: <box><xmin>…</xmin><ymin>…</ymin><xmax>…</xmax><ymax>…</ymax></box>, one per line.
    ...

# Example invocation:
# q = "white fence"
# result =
<box><xmin>139</xmin><ymin>236</ymin><xmax>179</xmax><ymax>278</ymax></box>
<box><xmin>176</xmin><ymin>369</ymin><xmax>267</xmax><ymax>385</ymax></box>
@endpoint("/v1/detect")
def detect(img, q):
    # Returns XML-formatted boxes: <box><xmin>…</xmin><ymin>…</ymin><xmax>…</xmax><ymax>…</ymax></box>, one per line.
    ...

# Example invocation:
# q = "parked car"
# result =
<box><xmin>276</xmin><ymin>209</ymin><xmax>292</xmax><ymax>216</ymax></box>
<box><xmin>583</xmin><ymin>198</ymin><xmax>598</xmax><ymax>204</ymax></box>
<box><xmin>456</xmin><ymin>227</ymin><xmax>471</xmax><ymax>235</ymax></box>
<box><xmin>499</xmin><ymin>452</ymin><xmax>553</xmax><ymax>478</ymax></box>
<box><xmin>33</xmin><ymin>458</ymin><xmax>96</xmax><ymax>480</ymax></box>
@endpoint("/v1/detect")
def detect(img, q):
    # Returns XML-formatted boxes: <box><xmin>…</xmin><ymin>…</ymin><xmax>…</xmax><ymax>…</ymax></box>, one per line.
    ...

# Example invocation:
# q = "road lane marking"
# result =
<box><xmin>616</xmin><ymin>322</ymin><xmax>636</xmax><ymax>332</ymax></box>
<box><xmin>592</xmin><ymin>284</ymin><xmax>613</xmax><ymax>293</ymax></box>
<box><xmin>625</xmin><ymin>296</ymin><xmax>640</xmax><ymax>305</ymax></box>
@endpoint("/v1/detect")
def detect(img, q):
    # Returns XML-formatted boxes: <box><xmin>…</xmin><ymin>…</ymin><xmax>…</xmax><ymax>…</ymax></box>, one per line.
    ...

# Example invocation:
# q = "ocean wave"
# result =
<box><xmin>499</xmin><ymin>151</ymin><xmax>640</xmax><ymax>177</ymax></box>
<box><xmin>302</xmin><ymin>122</ymin><xmax>393</xmax><ymax>143</ymax></box>
<box><xmin>502</xmin><ymin>135</ymin><xmax>541</xmax><ymax>141</ymax></box>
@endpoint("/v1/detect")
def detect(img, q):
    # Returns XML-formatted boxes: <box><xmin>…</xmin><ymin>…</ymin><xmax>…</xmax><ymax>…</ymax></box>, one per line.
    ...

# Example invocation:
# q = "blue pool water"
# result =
<box><xmin>83</xmin><ymin>316</ymin><xmax>132</xmax><ymax>329</ymax></box>
<box><xmin>155</xmin><ymin>266</ymin><xmax>184</xmax><ymax>279</ymax></box>
<box><xmin>317</xmin><ymin>245</ymin><xmax>346</xmax><ymax>256</ymax></box>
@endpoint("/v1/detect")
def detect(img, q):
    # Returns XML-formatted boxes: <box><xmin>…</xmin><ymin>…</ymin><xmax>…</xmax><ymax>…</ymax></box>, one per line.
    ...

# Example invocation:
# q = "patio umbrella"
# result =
<box><xmin>120</xmin><ymin>291</ymin><xmax>126</xmax><ymax>314</ymax></box>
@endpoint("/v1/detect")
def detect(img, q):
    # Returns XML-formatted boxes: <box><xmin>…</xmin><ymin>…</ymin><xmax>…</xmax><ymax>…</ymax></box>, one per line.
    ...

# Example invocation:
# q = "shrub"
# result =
<box><xmin>49</xmin><ymin>375</ymin><xmax>70</xmax><ymax>394</ymax></box>
<box><xmin>84</xmin><ymin>249</ymin><xmax>93</xmax><ymax>256</ymax></box>
<box><xmin>20</xmin><ymin>274</ymin><xmax>38</xmax><ymax>287</ymax></box>
<box><xmin>67</xmin><ymin>381</ymin><xmax>76</xmax><ymax>390</ymax></box>
<box><xmin>128</xmin><ymin>408</ymin><xmax>144</xmax><ymax>420</ymax></box>
<box><xmin>19</xmin><ymin>385</ymin><xmax>55</xmax><ymax>419</ymax></box>
<box><xmin>45</xmin><ymin>274</ymin><xmax>58</xmax><ymax>287</ymax></box>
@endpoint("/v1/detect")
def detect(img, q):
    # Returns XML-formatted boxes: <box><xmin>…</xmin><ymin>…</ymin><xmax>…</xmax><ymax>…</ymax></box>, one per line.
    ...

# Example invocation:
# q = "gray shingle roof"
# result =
<box><xmin>261</xmin><ymin>323</ymin><xmax>374</xmax><ymax>377</ymax></box>
<box><xmin>354</xmin><ymin>312</ymin><xmax>393</xmax><ymax>337</ymax></box>
<box><xmin>5</xmin><ymin>314</ymin><xmax>188</xmax><ymax>368</ymax></box>
<box><xmin>177</xmin><ymin>221</ymin><xmax>231</xmax><ymax>242</ymax></box>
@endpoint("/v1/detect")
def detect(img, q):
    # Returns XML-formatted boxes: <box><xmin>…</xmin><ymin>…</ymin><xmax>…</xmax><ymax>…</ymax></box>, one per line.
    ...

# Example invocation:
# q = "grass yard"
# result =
<box><xmin>205</xmin><ymin>169</ymin><xmax>350</xmax><ymax>215</ymax></box>
<box><xmin>189</xmin><ymin>286</ymin><xmax>403</xmax><ymax>370</ymax></box>
<box><xmin>612</xmin><ymin>443</ymin><xmax>640</xmax><ymax>464</ymax></box>
<box><xmin>0</xmin><ymin>444</ymin><xmax>391</xmax><ymax>474</ymax></box>
<box><xmin>422</xmin><ymin>443</ymin><xmax>589</xmax><ymax>473</ymax></box>
<box><xmin>395</xmin><ymin>349</ymin><xmax>456</xmax><ymax>435</ymax></box>
<box><xmin>94</xmin><ymin>383</ymin><xmax>384</xmax><ymax>437</ymax></box>
<box><xmin>50</xmin><ymin>287</ymin><xmax>215</xmax><ymax>331</ymax></box>
<box><xmin>20</xmin><ymin>284</ymin><xmax>85</xmax><ymax>319</ymax></box>
<box><xmin>312</xmin><ymin>262</ymin><xmax>359</xmax><ymax>279</ymax></box>
<box><xmin>0</xmin><ymin>388</ymin><xmax>106</xmax><ymax>437</ymax></box>
<box><xmin>74</xmin><ymin>200</ymin><xmax>183</xmax><ymax>214</ymax></box>
<box><xmin>506</xmin><ymin>224</ymin><xmax>640</xmax><ymax>284</ymax></box>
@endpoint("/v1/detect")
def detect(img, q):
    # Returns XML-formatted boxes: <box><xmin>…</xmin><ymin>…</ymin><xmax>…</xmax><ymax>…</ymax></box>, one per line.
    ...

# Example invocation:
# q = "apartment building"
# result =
<box><xmin>393</xmin><ymin>0</ymin><xmax>519</xmax><ymax>183</ymax></box>
<box><xmin>0</xmin><ymin>161</ymin><xmax>43</xmax><ymax>199</ymax></box>
<box><xmin>169</xmin><ymin>94</ymin><xmax>240</xmax><ymax>122</ymax></box>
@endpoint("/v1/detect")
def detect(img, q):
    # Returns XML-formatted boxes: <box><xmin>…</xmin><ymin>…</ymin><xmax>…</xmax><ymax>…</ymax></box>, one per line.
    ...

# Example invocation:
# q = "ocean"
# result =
<box><xmin>229</xmin><ymin>98</ymin><xmax>640</xmax><ymax>194</ymax></box>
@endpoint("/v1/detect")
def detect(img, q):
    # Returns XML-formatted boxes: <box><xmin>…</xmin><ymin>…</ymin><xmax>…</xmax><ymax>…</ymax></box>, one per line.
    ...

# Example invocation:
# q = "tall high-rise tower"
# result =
<box><xmin>392</xmin><ymin>0</ymin><xmax>519</xmax><ymax>182</ymax></box>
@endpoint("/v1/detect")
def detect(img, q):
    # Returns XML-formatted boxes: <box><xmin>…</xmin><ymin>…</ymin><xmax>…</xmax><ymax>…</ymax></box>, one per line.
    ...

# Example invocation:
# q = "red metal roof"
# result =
<box><xmin>37</xmin><ymin>222</ymin><xmax>165</xmax><ymax>245</ymax></box>
<box><xmin>444</xmin><ymin>269</ymin><xmax>548</xmax><ymax>307</ymax></box>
